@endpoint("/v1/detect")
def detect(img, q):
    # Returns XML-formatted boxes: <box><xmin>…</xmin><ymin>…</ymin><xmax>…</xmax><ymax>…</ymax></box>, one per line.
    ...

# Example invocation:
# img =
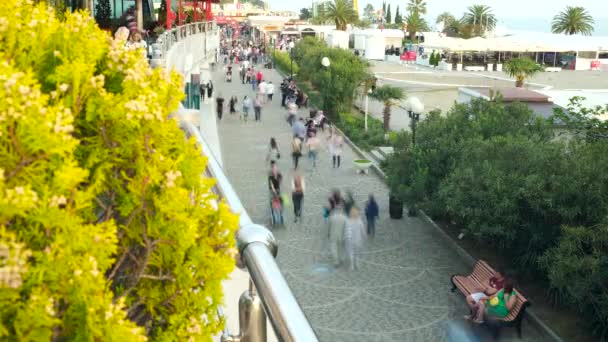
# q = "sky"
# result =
<box><xmin>266</xmin><ymin>0</ymin><xmax>608</xmax><ymax>36</ymax></box>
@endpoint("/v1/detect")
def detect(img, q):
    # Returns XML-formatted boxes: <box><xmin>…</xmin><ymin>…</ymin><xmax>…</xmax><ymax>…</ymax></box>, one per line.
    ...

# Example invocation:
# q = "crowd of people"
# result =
<box><xmin>214</xmin><ymin>34</ymin><xmax>381</xmax><ymax>272</ymax></box>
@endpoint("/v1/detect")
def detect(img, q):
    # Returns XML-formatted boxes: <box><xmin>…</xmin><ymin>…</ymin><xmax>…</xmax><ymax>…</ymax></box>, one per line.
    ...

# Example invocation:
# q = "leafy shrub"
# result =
<box><xmin>292</xmin><ymin>37</ymin><xmax>369</xmax><ymax>117</ymax></box>
<box><xmin>0</xmin><ymin>2</ymin><xmax>237</xmax><ymax>340</ymax></box>
<box><xmin>384</xmin><ymin>97</ymin><xmax>608</xmax><ymax>338</ymax></box>
<box><xmin>271</xmin><ymin>50</ymin><xmax>299</xmax><ymax>76</ymax></box>
<box><xmin>337</xmin><ymin>112</ymin><xmax>386</xmax><ymax>150</ymax></box>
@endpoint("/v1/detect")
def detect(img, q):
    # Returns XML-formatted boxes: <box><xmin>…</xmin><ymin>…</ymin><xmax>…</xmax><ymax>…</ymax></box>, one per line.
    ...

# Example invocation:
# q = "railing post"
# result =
<box><xmin>238</xmin><ymin>280</ymin><xmax>267</xmax><ymax>342</ymax></box>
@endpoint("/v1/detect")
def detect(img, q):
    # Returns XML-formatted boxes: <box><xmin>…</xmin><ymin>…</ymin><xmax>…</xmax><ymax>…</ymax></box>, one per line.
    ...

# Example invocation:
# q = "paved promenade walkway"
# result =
<box><xmin>214</xmin><ymin>66</ymin><xmax>546</xmax><ymax>341</ymax></box>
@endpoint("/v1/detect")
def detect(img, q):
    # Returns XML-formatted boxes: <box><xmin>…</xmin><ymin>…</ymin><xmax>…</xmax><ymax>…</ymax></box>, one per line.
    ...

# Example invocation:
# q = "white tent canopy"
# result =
<box><xmin>421</xmin><ymin>32</ymin><xmax>608</xmax><ymax>53</ymax></box>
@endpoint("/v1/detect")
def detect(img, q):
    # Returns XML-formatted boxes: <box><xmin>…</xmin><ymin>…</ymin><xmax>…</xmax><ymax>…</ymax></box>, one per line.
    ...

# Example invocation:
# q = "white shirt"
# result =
<box><xmin>242</xmin><ymin>60</ymin><xmax>250</xmax><ymax>69</ymax></box>
<box><xmin>266</xmin><ymin>83</ymin><xmax>275</xmax><ymax>95</ymax></box>
<box><xmin>259</xmin><ymin>81</ymin><xmax>267</xmax><ymax>94</ymax></box>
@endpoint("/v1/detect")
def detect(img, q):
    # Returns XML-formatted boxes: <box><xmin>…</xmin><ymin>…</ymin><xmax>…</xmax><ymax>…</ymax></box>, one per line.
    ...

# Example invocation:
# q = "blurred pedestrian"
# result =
<box><xmin>291</xmin><ymin>136</ymin><xmax>303</xmax><ymax>169</ymax></box>
<box><xmin>306</xmin><ymin>131</ymin><xmax>321</xmax><ymax>169</ymax></box>
<box><xmin>328</xmin><ymin>202</ymin><xmax>346</xmax><ymax>267</ymax></box>
<box><xmin>291</xmin><ymin>173</ymin><xmax>305</xmax><ymax>223</ymax></box>
<box><xmin>328</xmin><ymin>127</ymin><xmax>344</xmax><ymax>168</ymax></box>
<box><xmin>365</xmin><ymin>195</ymin><xmax>379</xmax><ymax>238</ymax></box>
<box><xmin>242</xmin><ymin>95</ymin><xmax>252</xmax><ymax>122</ymax></box>
<box><xmin>267</xmin><ymin>137</ymin><xmax>281</xmax><ymax>163</ymax></box>
<box><xmin>254</xmin><ymin>95</ymin><xmax>262</xmax><ymax>121</ymax></box>
<box><xmin>344</xmin><ymin>207</ymin><xmax>365</xmax><ymax>271</ymax></box>
<box><xmin>216</xmin><ymin>94</ymin><xmax>225</xmax><ymax>120</ymax></box>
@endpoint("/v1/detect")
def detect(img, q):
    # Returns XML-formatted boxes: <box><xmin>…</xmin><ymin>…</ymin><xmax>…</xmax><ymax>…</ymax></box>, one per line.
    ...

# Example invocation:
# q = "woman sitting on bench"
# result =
<box><xmin>467</xmin><ymin>279</ymin><xmax>517</xmax><ymax>324</ymax></box>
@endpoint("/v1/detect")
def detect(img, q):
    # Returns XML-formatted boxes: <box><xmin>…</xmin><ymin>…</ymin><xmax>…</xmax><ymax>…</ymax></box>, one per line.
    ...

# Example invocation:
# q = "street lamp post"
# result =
<box><xmin>321</xmin><ymin>56</ymin><xmax>331</xmax><ymax>112</ymax></box>
<box><xmin>289</xmin><ymin>41</ymin><xmax>295</xmax><ymax>79</ymax></box>
<box><xmin>405</xmin><ymin>97</ymin><xmax>424</xmax><ymax>145</ymax></box>
<box><xmin>364</xmin><ymin>88</ymin><xmax>372</xmax><ymax>131</ymax></box>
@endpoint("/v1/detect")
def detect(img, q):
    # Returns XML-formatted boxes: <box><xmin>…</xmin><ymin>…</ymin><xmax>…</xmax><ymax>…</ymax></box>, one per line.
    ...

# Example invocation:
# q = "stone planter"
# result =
<box><xmin>353</xmin><ymin>159</ymin><xmax>373</xmax><ymax>174</ymax></box>
<box><xmin>496</xmin><ymin>64</ymin><xmax>503</xmax><ymax>72</ymax></box>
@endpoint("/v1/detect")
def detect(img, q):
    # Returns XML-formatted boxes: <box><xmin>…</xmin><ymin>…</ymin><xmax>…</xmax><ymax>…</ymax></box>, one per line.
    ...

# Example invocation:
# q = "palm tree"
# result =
<box><xmin>405</xmin><ymin>11</ymin><xmax>428</xmax><ymax>41</ymax></box>
<box><xmin>370</xmin><ymin>85</ymin><xmax>406</xmax><ymax>132</ymax></box>
<box><xmin>436</xmin><ymin>12</ymin><xmax>456</xmax><ymax>26</ymax></box>
<box><xmin>504</xmin><ymin>57</ymin><xmax>543</xmax><ymax>87</ymax></box>
<box><xmin>324</xmin><ymin>0</ymin><xmax>359</xmax><ymax>31</ymax></box>
<box><xmin>406</xmin><ymin>0</ymin><xmax>426</xmax><ymax>15</ymax></box>
<box><xmin>551</xmin><ymin>6</ymin><xmax>594</xmax><ymax>36</ymax></box>
<box><xmin>461</xmin><ymin>5</ymin><xmax>496</xmax><ymax>36</ymax></box>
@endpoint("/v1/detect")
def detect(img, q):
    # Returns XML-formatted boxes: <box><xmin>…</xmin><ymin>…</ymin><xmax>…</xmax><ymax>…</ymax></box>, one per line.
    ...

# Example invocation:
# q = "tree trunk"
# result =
<box><xmin>515</xmin><ymin>77</ymin><xmax>524</xmax><ymax>87</ymax></box>
<box><xmin>383</xmin><ymin>105</ymin><xmax>390</xmax><ymax>132</ymax></box>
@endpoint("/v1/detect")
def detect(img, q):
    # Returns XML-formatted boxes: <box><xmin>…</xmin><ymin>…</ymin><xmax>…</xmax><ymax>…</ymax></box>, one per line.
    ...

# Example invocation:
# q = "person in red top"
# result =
<box><xmin>256</xmin><ymin>70</ymin><xmax>263</xmax><ymax>84</ymax></box>
<box><xmin>465</xmin><ymin>269</ymin><xmax>505</xmax><ymax>311</ymax></box>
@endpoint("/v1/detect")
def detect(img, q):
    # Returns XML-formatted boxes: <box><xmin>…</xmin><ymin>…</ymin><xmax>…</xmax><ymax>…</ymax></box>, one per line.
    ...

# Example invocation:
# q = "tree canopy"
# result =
<box><xmin>406</xmin><ymin>0</ymin><xmax>427</xmax><ymax>15</ymax></box>
<box><xmin>551</xmin><ymin>6</ymin><xmax>595</xmax><ymax>36</ymax></box>
<box><xmin>461</xmin><ymin>4</ymin><xmax>496</xmax><ymax>36</ymax></box>
<box><xmin>323</xmin><ymin>0</ymin><xmax>359</xmax><ymax>30</ymax></box>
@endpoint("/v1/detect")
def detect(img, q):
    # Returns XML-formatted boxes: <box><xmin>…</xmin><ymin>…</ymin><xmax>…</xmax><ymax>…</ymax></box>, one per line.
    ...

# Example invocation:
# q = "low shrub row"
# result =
<box><xmin>271</xmin><ymin>50</ymin><xmax>299</xmax><ymax>76</ymax></box>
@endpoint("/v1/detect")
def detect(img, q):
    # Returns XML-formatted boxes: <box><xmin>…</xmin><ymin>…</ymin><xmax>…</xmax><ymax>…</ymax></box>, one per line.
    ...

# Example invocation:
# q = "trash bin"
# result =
<box><xmin>389</xmin><ymin>195</ymin><xmax>403</xmax><ymax>219</ymax></box>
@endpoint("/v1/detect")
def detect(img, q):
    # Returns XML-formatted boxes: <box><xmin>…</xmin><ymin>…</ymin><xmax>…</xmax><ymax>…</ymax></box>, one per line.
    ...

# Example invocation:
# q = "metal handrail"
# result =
<box><xmin>181</xmin><ymin>121</ymin><xmax>318</xmax><ymax>342</ymax></box>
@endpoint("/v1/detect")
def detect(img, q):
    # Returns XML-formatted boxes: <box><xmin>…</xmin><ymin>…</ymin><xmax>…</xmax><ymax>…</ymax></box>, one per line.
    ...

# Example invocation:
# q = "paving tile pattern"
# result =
<box><xmin>213</xmin><ymin>66</ymin><xmax>548</xmax><ymax>342</ymax></box>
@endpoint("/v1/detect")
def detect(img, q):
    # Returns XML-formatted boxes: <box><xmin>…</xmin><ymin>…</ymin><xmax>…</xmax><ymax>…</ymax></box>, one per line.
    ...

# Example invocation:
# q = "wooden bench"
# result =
<box><xmin>451</xmin><ymin>260</ymin><xmax>531</xmax><ymax>339</ymax></box>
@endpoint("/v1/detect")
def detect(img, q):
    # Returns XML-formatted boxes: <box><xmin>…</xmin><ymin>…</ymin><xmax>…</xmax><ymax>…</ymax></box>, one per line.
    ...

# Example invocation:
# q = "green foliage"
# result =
<box><xmin>271</xmin><ymin>50</ymin><xmax>299</xmax><ymax>76</ymax></box>
<box><xmin>300</xmin><ymin>7</ymin><xmax>312</xmax><ymax>20</ymax></box>
<box><xmin>394</xmin><ymin>6</ymin><xmax>402</xmax><ymax>25</ymax></box>
<box><xmin>94</xmin><ymin>0</ymin><xmax>112</xmax><ymax>28</ymax></box>
<box><xmin>461</xmin><ymin>4</ymin><xmax>497</xmax><ymax>36</ymax></box>
<box><xmin>551</xmin><ymin>96</ymin><xmax>608</xmax><ymax>141</ymax></box>
<box><xmin>292</xmin><ymin>37</ymin><xmax>369</xmax><ymax>117</ymax></box>
<box><xmin>338</xmin><ymin>112</ymin><xmax>386</xmax><ymax>150</ymax></box>
<box><xmin>385</xmin><ymin>4</ymin><xmax>391</xmax><ymax>23</ymax></box>
<box><xmin>504</xmin><ymin>57</ymin><xmax>543</xmax><ymax>87</ymax></box>
<box><xmin>370</xmin><ymin>85</ymin><xmax>405</xmax><ymax>132</ymax></box>
<box><xmin>551</xmin><ymin>6</ymin><xmax>595</xmax><ymax>36</ymax></box>
<box><xmin>539</xmin><ymin>225</ymin><xmax>608</xmax><ymax>339</ymax></box>
<box><xmin>405</xmin><ymin>11</ymin><xmax>429</xmax><ymax>40</ymax></box>
<box><xmin>323</xmin><ymin>0</ymin><xmax>359</xmax><ymax>30</ymax></box>
<box><xmin>0</xmin><ymin>1</ymin><xmax>238</xmax><ymax>340</ymax></box>
<box><xmin>384</xmin><ymin>97</ymin><xmax>608</xmax><ymax>338</ymax></box>
<box><xmin>407</xmin><ymin>0</ymin><xmax>427</xmax><ymax>15</ymax></box>
<box><xmin>363</xmin><ymin>4</ymin><xmax>375</xmax><ymax>22</ymax></box>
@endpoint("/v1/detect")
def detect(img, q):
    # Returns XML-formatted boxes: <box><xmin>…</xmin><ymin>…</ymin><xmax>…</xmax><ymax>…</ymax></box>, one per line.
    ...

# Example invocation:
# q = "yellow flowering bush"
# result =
<box><xmin>0</xmin><ymin>1</ymin><xmax>237</xmax><ymax>340</ymax></box>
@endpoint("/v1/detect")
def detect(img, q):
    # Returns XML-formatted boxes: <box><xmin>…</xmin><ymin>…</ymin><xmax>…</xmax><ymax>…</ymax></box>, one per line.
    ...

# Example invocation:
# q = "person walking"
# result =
<box><xmin>207</xmin><ymin>80</ymin><xmax>214</xmax><ymax>99</ymax></box>
<box><xmin>254</xmin><ymin>95</ymin><xmax>262</xmax><ymax>121</ymax></box>
<box><xmin>266</xmin><ymin>81</ymin><xmax>275</xmax><ymax>102</ymax></box>
<box><xmin>242</xmin><ymin>95</ymin><xmax>252</xmax><ymax>122</ymax></box>
<box><xmin>280</xmin><ymin>79</ymin><xmax>288</xmax><ymax>107</ymax></box>
<box><xmin>256</xmin><ymin>69</ymin><xmax>263</xmax><ymax>85</ymax></box>
<box><xmin>291</xmin><ymin>136</ymin><xmax>303</xmax><ymax>170</ymax></box>
<box><xmin>291</xmin><ymin>173</ymin><xmax>305</xmax><ymax>223</ymax></box>
<box><xmin>286</xmin><ymin>101</ymin><xmax>298</xmax><ymax>126</ymax></box>
<box><xmin>344</xmin><ymin>191</ymin><xmax>355</xmax><ymax>216</ymax></box>
<box><xmin>258</xmin><ymin>79</ymin><xmax>267</xmax><ymax>104</ymax></box>
<box><xmin>229</xmin><ymin>96</ymin><xmax>238</xmax><ymax>115</ymax></box>
<box><xmin>216</xmin><ymin>94</ymin><xmax>225</xmax><ymax>120</ymax></box>
<box><xmin>266</xmin><ymin>137</ymin><xmax>281</xmax><ymax>164</ymax></box>
<box><xmin>246</xmin><ymin>68</ymin><xmax>252</xmax><ymax>84</ymax></box>
<box><xmin>328</xmin><ymin>202</ymin><xmax>346</xmax><ymax>267</ymax></box>
<box><xmin>328</xmin><ymin>127</ymin><xmax>344</xmax><ymax>168</ymax></box>
<box><xmin>200</xmin><ymin>82</ymin><xmax>207</xmax><ymax>103</ymax></box>
<box><xmin>306</xmin><ymin>131</ymin><xmax>321</xmax><ymax>169</ymax></box>
<box><xmin>240</xmin><ymin>65</ymin><xmax>246</xmax><ymax>84</ymax></box>
<box><xmin>292</xmin><ymin>117</ymin><xmax>306</xmax><ymax>141</ymax></box>
<box><xmin>344</xmin><ymin>207</ymin><xmax>365</xmax><ymax>271</ymax></box>
<box><xmin>364</xmin><ymin>195</ymin><xmax>379</xmax><ymax>238</ymax></box>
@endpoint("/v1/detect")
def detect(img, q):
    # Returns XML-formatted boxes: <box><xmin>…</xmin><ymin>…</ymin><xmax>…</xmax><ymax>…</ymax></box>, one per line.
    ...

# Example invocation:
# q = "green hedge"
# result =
<box><xmin>384</xmin><ymin>97</ymin><xmax>608</xmax><ymax>339</ymax></box>
<box><xmin>271</xmin><ymin>50</ymin><xmax>299</xmax><ymax>76</ymax></box>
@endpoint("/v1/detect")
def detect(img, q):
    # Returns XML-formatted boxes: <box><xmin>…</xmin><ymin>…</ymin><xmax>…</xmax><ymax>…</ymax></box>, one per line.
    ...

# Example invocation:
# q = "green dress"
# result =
<box><xmin>486</xmin><ymin>289</ymin><xmax>516</xmax><ymax>318</ymax></box>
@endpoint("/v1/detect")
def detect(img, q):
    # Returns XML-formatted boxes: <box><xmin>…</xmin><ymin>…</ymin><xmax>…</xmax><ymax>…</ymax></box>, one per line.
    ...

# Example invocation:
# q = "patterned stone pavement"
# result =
<box><xmin>213</xmin><ymin>66</ymin><xmax>548</xmax><ymax>341</ymax></box>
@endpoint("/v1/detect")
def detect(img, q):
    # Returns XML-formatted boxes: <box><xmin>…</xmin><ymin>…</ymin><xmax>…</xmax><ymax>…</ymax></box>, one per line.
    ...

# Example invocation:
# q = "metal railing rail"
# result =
<box><xmin>181</xmin><ymin>121</ymin><xmax>318</xmax><ymax>342</ymax></box>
